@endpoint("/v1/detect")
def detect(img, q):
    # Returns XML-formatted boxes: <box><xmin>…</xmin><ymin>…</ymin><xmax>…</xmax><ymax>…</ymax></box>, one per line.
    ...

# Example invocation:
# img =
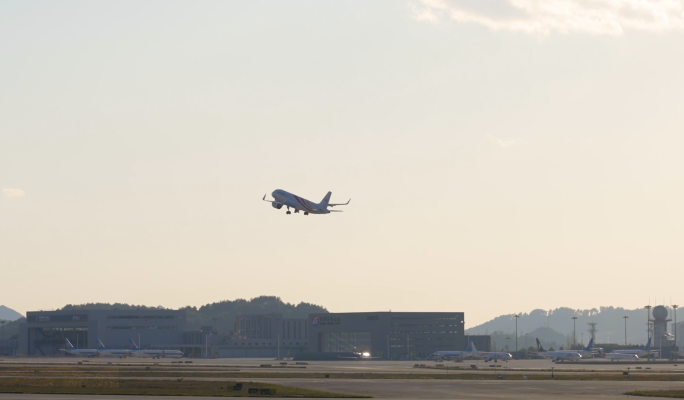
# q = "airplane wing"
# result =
<box><xmin>262</xmin><ymin>194</ymin><xmax>272</xmax><ymax>202</ymax></box>
<box><xmin>328</xmin><ymin>210</ymin><xmax>344</xmax><ymax>212</ymax></box>
<box><xmin>327</xmin><ymin>199</ymin><xmax>351</xmax><ymax>207</ymax></box>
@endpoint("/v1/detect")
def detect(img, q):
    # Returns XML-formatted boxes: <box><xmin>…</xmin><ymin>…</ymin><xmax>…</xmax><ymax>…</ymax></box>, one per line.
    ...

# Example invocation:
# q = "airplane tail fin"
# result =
<box><xmin>645</xmin><ymin>336</ymin><xmax>652</xmax><ymax>350</ymax></box>
<box><xmin>536</xmin><ymin>338</ymin><xmax>545</xmax><ymax>352</ymax></box>
<box><xmin>129</xmin><ymin>338</ymin><xmax>139</xmax><ymax>350</ymax></box>
<box><xmin>65</xmin><ymin>338</ymin><xmax>75</xmax><ymax>349</ymax></box>
<box><xmin>464</xmin><ymin>342</ymin><xmax>472</xmax><ymax>352</ymax></box>
<box><xmin>470</xmin><ymin>341</ymin><xmax>478</xmax><ymax>353</ymax></box>
<box><xmin>97</xmin><ymin>339</ymin><xmax>106</xmax><ymax>349</ymax></box>
<box><xmin>319</xmin><ymin>192</ymin><xmax>332</xmax><ymax>208</ymax></box>
<box><xmin>584</xmin><ymin>337</ymin><xmax>594</xmax><ymax>351</ymax></box>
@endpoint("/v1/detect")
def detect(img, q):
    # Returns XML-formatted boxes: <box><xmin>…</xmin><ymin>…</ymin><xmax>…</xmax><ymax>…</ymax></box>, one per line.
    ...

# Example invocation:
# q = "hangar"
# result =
<box><xmin>307</xmin><ymin>312</ymin><xmax>467</xmax><ymax>359</ymax></box>
<box><xmin>19</xmin><ymin>309</ymin><xmax>186</xmax><ymax>356</ymax></box>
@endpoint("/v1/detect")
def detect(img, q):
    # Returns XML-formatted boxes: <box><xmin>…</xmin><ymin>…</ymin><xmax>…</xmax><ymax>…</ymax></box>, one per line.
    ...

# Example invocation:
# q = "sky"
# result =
<box><xmin>1</xmin><ymin>0</ymin><xmax>684</xmax><ymax>328</ymax></box>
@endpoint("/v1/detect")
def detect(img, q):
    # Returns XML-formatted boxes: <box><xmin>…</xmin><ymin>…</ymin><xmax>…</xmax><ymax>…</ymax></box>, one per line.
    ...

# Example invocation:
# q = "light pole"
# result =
<box><xmin>0</xmin><ymin>320</ymin><xmax>6</xmax><ymax>340</ymax></box>
<box><xmin>646</xmin><ymin>305</ymin><xmax>652</xmax><ymax>342</ymax></box>
<box><xmin>674</xmin><ymin>305</ymin><xmax>679</xmax><ymax>349</ymax></box>
<box><xmin>572</xmin><ymin>317</ymin><xmax>578</xmax><ymax>348</ymax></box>
<box><xmin>623</xmin><ymin>316</ymin><xmax>629</xmax><ymax>346</ymax></box>
<box><xmin>505</xmin><ymin>337</ymin><xmax>511</xmax><ymax>351</ymax></box>
<box><xmin>514</xmin><ymin>315</ymin><xmax>519</xmax><ymax>352</ymax></box>
<box><xmin>212</xmin><ymin>317</ymin><xmax>218</xmax><ymax>333</ymax></box>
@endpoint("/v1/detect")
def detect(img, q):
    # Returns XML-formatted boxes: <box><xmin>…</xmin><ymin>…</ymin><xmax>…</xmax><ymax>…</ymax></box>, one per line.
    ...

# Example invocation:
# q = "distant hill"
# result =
<box><xmin>0</xmin><ymin>306</ymin><xmax>22</xmax><ymax>321</ymax></box>
<box><xmin>59</xmin><ymin>296</ymin><xmax>328</xmax><ymax>331</ymax></box>
<box><xmin>467</xmin><ymin>306</ymin><xmax>666</xmax><ymax>347</ymax></box>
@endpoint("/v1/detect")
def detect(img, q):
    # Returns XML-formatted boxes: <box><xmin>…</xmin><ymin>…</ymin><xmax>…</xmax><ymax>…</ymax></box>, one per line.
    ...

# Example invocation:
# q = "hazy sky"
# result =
<box><xmin>2</xmin><ymin>1</ymin><xmax>684</xmax><ymax>328</ymax></box>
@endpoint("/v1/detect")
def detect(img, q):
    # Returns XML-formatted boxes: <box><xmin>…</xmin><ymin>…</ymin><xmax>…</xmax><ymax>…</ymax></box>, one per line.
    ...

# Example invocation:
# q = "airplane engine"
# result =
<box><xmin>272</xmin><ymin>202</ymin><xmax>283</xmax><ymax>209</ymax></box>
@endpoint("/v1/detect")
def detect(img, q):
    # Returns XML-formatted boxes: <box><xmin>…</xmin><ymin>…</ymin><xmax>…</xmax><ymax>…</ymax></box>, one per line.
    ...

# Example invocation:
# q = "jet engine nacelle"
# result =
<box><xmin>272</xmin><ymin>202</ymin><xmax>283</xmax><ymax>209</ymax></box>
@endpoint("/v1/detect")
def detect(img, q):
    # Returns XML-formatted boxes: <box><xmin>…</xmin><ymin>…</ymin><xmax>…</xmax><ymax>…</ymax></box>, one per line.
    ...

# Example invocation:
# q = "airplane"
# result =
<box><xmin>469</xmin><ymin>342</ymin><xmax>513</xmax><ymax>362</ymax></box>
<box><xmin>605</xmin><ymin>353</ymin><xmax>639</xmax><ymax>361</ymax></box>
<box><xmin>128</xmin><ymin>338</ymin><xmax>184</xmax><ymax>359</ymax></box>
<box><xmin>535</xmin><ymin>338</ymin><xmax>582</xmax><ymax>362</ymax></box>
<box><xmin>610</xmin><ymin>337</ymin><xmax>654</xmax><ymax>358</ymax></box>
<box><xmin>59</xmin><ymin>338</ymin><xmax>99</xmax><ymax>357</ymax></box>
<box><xmin>263</xmin><ymin>189</ymin><xmax>350</xmax><ymax>215</ymax></box>
<box><xmin>427</xmin><ymin>342</ymin><xmax>477</xmax><ymax>361</ymax></box>
<box><xmin>96</xmin><ymin>339</ymin><xmax>131</xmax><ymax>358</ymax></box>
<box><xmin>552</xmin><ymin>338</ymin><xmax>602</xmax><ymax>358</ymax></box>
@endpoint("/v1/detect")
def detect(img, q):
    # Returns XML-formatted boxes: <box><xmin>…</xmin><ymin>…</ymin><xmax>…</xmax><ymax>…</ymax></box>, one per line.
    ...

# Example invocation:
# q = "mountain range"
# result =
<box><xmin>0</xmin><ymin>306</ymin><xmax>22</xmax><ymax>321</ymax></box>
<box><xmin>466</xmin><ymin>306</ymin><xmax>674</xmax><ymax>348</ymax></box>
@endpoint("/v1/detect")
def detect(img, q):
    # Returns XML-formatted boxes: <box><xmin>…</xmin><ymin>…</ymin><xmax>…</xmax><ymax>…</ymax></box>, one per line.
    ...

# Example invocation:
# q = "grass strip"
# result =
<box><xmin>0</xmin><ymin>377</ymin><xmax>369</xmax><ymax>398</ymax></box>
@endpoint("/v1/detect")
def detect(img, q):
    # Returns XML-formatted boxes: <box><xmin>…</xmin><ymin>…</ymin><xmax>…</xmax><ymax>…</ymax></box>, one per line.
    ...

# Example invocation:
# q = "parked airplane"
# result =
<box><xmin>96</xmin><ymin>339</ymin><xmax>131</xmax><ymax>358</ymax></box>
<box><xmin>611</xmin><ymin>337</ymin><xmax>654</xmax><ymax>358</ymax></box>
<box><xmin>59</xmin><ymin>338</ymin><xmax>99</xmax><ymax>357</ymax></box>
<box><xmin>536</xmin><ymin>338</ymin><xmax>582</xmax><ymax>361</ymax></box>
<box><xmin>427</xmin><ymin>342</ymin><xmax>477</xmax><ymax>361</ymax></box>
<box><xmin>263</xmin><ymin>190</ymin><xmax>350</xmax><ymax>215</ymax></box>
<box><xmin>470</xmin><ymin>342</ymin><xmax>513</xmax><ymax>362</ymax></box>
<box><xmin>128</xmin><ymin>338</ymin><xmax>184</xmax><ymax>359</ymax></box>
<box><xmin>553</xmin><ymin>338</ymin><xmax>602</xmax><ymax>358</ymax></box>
<box><xmin>605</xmin><ymin>353</ymin><xmax>639</xmax><ymax>361</ymax></box>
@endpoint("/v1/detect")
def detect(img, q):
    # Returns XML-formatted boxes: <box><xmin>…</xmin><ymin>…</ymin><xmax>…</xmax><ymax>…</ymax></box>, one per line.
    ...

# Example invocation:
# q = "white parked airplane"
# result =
<box><xmin>536</xmin><ymin>338</ymin><xmax>582</xmax><ymax>361</ymax></box>
<box><xmin>605</xmin><ymin>353</ymin><xmax>639</xmax><ymax>361</ymax></box>
<box><xmin>428</xmin><ymin>342</ymin><xmax>477</xmax><ymax>360</ymax></box>
<box><xmin>129</xmin><ymin>338</ymin><xmax>184</xmax><ymax>359</ymax></box>
<box><xmin>552</xmin><ymin>338</ymin><xmax>602</xmax><ymax>358</ymax></box>
<box><xmin>59</xmin><ymin>338</ymin><xmax>99</xmax><ymax>357</ymax></box>
<box><xmin>263</xmin><ymin>190</ymin><xmax>350</xmax><ymax>215</ymax></box>
<box><xmin>610</xmin><ymin>337</ymin><xmax>653</xmax><ymax>358</ymax></box>
<box><xmin>470</xmin><ymin>342</ymin><xmax>513</xmax><ymax>362</ymax></box>
<box><xmin>97</xmin><ymin>339</ymin><xmax>130</xmax><ymax>358</ymax></box>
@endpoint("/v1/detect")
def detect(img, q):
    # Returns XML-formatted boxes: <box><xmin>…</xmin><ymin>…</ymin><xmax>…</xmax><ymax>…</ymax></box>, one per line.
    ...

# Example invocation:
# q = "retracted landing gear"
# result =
<box><xmin>294</xmin><ymin>210</ymin><xmax>300</xmax><ymax>213</ymax></box>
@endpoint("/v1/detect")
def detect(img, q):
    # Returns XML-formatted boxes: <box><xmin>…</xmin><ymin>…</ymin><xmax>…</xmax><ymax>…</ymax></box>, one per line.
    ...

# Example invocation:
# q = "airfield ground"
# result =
<box><xmin>3</xmin><ymin>357</ymin><xmax>684</xmax><ymax>398</ymax></box>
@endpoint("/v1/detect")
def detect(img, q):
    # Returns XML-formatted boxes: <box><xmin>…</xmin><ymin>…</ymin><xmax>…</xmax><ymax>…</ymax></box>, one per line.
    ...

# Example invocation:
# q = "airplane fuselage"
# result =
<box><xmin>63</xmin><ymin>349</ymin><xmax>99</xmax><ymax>357</ymax></box>
<box><xmin>484</xmin><ymin>352</ymin><xmax>513</xmax><ymax>362</ymax></box>
<box><xmin>606</xmin><ymin>353</ymin><xmax>639</xmax><ymax>360</ymax></box>
<box><xmin>271</xmin><ymin>190</ymin><xmax>329</xmax><ymax>214</ymax></box>
<box><xmin>539</xmin><ymin>351</ymin><xmax>581</xmax><ymax>361</ymax></box>
<box><xmin>131</xmin><ymin>349</ymin><xmax>184</xmax><ymax>359</ymax></box>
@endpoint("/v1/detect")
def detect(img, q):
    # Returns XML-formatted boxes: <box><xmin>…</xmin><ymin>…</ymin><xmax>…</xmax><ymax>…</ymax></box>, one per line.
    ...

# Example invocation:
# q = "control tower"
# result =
<box><xmin>651</xmin><ymin>305</ymin><xmax>673</xmax><ymax>347</ymax></box>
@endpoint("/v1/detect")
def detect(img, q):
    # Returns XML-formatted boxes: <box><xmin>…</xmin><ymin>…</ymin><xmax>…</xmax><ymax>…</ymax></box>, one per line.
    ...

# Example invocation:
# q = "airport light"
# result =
<box><xmin>514</xmin><ymin>315</ymin><xmax>519</xmax><ymax>352</ymax></box>
<box><xmin>572</xmin><ymin>317</ymin><xmax>578</xmax><ymax>348</ymax></box>
<box><xmin>623</xmin><ymin>316</ymin><xmax>629</xmax><ymax>346</ymax></box>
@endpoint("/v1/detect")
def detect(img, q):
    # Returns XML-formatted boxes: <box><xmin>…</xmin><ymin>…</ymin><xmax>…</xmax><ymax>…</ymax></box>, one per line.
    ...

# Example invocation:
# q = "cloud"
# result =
<box><xmin>2</xmin><ymin>188</ymin><xmax>25</xmax><ymax>198</ymax></box>
<box><xmin>411</xmin><ymin>0</ymin><xmax>684</xmax><ymax>35</ymax></box>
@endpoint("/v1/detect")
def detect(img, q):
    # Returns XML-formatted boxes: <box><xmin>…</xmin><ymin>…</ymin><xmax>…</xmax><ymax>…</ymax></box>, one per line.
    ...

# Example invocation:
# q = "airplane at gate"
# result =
<box><xmin>59</xmin><ymin>338</ymin><xmax>99</xmax><ymax>357</ymax></box>
<box><xmin>263</xmin><ymin>190</ymin><xmax>350</xmax><ymax>215</ymax></box>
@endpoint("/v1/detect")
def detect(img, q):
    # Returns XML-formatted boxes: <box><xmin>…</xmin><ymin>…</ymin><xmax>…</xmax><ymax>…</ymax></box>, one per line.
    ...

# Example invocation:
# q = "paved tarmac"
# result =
<box><xmin>4</xmin><ymin>357</ymin><xmax>684</xmax><ymax>373</ymax></box>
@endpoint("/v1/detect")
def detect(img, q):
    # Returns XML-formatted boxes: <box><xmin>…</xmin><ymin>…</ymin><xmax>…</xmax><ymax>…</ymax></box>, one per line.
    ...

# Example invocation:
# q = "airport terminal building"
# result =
<box><xmin>19</xmin><ymin>309</ymin><xmax>186</xmax><ymax>356</ymax></box>
<box><xmin>308</xmin><ymin>312</ymin><xmax>465</xmax><ymax>360</ymax></box>
<box><xmin>17</xmin><ymin>309</ymin><xmax>479</xmax><ymax>359</ymax></box>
